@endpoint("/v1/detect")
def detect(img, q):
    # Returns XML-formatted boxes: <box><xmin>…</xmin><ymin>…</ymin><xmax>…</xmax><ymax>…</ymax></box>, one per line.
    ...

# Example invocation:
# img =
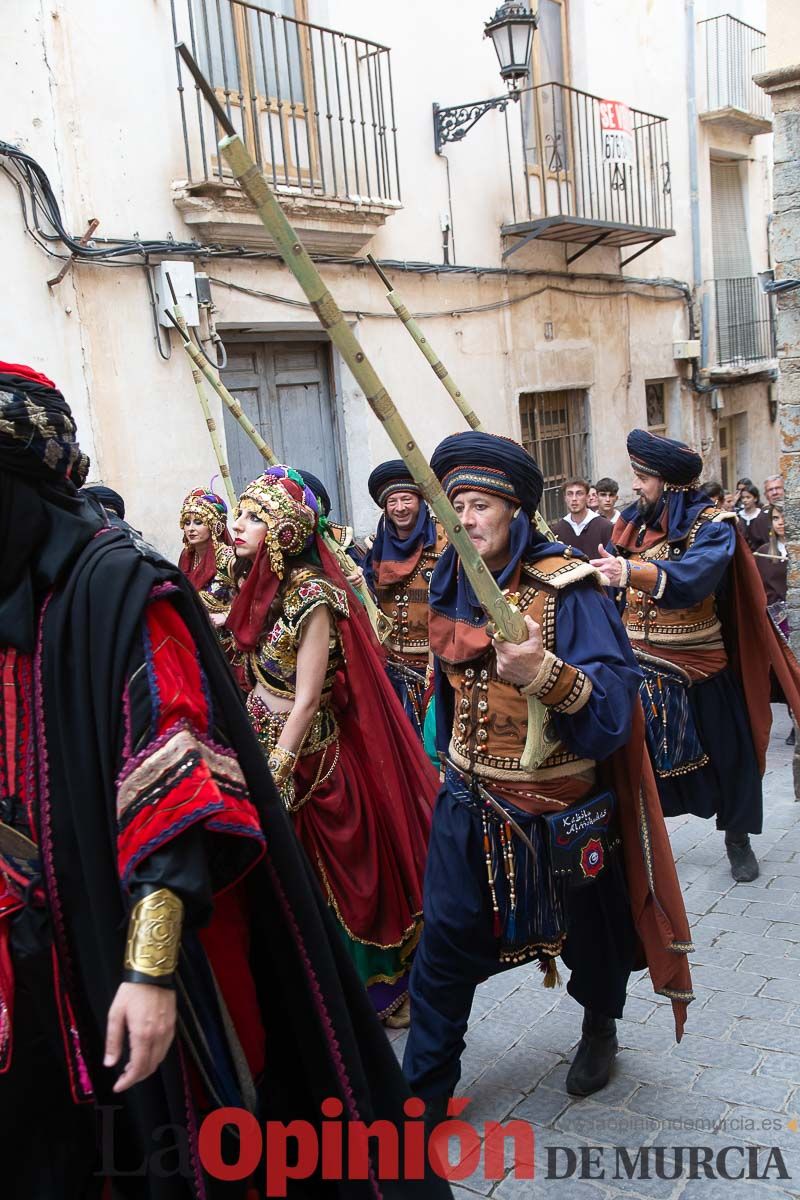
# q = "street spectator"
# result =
<box><xmin>738</xmin><ymin>484</ymin><xmax>771</xmax><ymax>552</ymax></box>
<box><xmin>552</xmin><ymin>478</ymin><xmax>613</xmax><ymax>557</ymax></box>
<box><xmin>764</xmin><ymin>474</ymin><xmax>785</xmax><ymax>507</ymax></box>
<box><xmin>595</xmin><ymin>477</ymin><xmax>621</xmax><ymax>524</ymax></box>
<box><xmin>703</xmin><ymin>481</ymin><xmax>725</xmax><ymax>507</ymax></box>
<box><xmin>753</xmin><ymin>505</ymin><xmax>795</xmax><ymax>745</ymax></box>
<box><xmin>587</xmin><ymin>485</ymin><xmax>600</xmax><ymax>511</ymax></box>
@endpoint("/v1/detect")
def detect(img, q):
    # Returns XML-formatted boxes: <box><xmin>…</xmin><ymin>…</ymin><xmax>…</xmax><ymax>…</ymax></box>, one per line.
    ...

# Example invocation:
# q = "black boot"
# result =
<box><xmin>725</xmin><ymin>832</ymin><xmax>759</xmax><ymax>882</ymax></box>
<box><xmin>565</xmin><ymin>1010</ymin><xmax>618</xmax><ymax>1097</ymax></box>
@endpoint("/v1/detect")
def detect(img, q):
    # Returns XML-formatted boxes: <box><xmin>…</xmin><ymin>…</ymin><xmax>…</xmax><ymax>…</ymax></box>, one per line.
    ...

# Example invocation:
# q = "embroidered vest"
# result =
<box><xmin>443</xmin><ymin>556</ymin><xmax>598</xmax><ymax>784</ymax></box>
<box><xmin>376</xmin><ymin>523</ymin><xmax>448</xmax><ymax>668</ymax></box>
<box><xmin>250</xmin><ymin>567</ymin><xmax>348</xmax><ymax>701</ymax></box>
<box><xmin>622</xmin><ymin>507</ymin><xmax>728</xmax><ymax>651</ymax></box>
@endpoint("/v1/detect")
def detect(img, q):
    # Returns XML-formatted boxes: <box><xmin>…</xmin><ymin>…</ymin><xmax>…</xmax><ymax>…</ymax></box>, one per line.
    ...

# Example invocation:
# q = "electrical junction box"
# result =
<box><xmin>155</xmin><ymin>260</ymin><xmax>200</xmax><ymax>327</ymax></box>
<box><xmin>673</xmin><ymin>340</ymin><xmax>700</xmax><ymax>360</ymax></box>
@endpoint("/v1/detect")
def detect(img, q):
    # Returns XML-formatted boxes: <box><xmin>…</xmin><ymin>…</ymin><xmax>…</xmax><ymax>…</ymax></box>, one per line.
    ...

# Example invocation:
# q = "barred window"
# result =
<box><xmin>519</xmin><ymin>389</ymin><xmax>590</xmax><ymax>522</ymax></box>
<box><xmin>646</xmin><ymin>381</ymin><xmax>666</xmax><ymax>436</ymax></box>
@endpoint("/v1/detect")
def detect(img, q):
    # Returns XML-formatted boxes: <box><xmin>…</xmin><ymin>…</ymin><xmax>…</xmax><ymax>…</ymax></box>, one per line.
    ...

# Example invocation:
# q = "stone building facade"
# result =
<box><xmin>0</xmin><ymin>0</ymin><xmax>779</xmax><ymax>557</ymax></box>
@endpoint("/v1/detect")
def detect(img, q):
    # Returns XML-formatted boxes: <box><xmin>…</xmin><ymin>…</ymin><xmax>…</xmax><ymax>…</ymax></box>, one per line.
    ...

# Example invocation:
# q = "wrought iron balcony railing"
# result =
<box><xmin>709</xmin><ymin>276</ymin><xmax>776</xmax><ymax>370</ymax></box>
<box><xmin>698</xmin><ymin>14</ymin><xmax>771</xmax><ymax>129</ymax></box>
<box><xmin>501</xmin><ymin>82</ymin><xmax>673</xmax><ymax>263</ymax></box>
<box><xmin>170</xmin><ymin>0</ymin><xmax>401</xmax><ymax>207</ymax></box>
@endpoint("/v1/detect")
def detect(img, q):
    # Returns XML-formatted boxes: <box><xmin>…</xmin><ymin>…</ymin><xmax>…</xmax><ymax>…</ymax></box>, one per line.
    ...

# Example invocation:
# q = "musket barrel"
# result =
<box><xmin>366</xmin><ymin>255</ymin><xmax>481</xmax><ymax>431</ymax></box>
<box><xmin>366</xmin><ymin>257</ymin><xmax>555</xmax><ymax>542</ymax></box>
<box><xmin>167</xmin><ymin>310</ymin><xmax>393</xmax><ymax>643</ymax></box>
<box><xmin>219</xmin><ymin>134</ymin><xmax>527</xmax><ymax>644</ymax></box>
<box><xmin>171</xmin><ymin>301</ymin><xmax>237</xmax><ymax>510</ymax></box>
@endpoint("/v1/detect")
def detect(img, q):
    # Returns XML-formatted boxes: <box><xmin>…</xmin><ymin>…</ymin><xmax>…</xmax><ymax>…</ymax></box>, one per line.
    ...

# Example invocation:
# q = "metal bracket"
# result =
<box><xmin>566</xmin><ymin>232</ymin><xmax>610</xmax><ymax>265</ymax></box>
<box><xmin>47</xmin><ymin>218</ymin><xmax>99</xmax><ymax>288</ymax></box>
<box><xmin>433</xmin><ymin>92</ymin><xmax>516</xmax><ymax>155</ymax></box>
<box><xmin>619</xmin><ymin>239</ymin><xmax>660</xmax><ymax>268</ymax></box>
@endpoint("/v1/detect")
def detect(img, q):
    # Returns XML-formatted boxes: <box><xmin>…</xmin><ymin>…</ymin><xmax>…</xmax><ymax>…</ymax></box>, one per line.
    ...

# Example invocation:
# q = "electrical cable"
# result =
<box><xmin>143</xmin><ymin>265</ymin><xmax>172</xmax><ymax>361</ymax></box>
<box><xmin>5</xmin><ymin>139</ymin><xmax>765</xmax><ymax>394</ymax></box>
<box><xmin>206</xmin><ymin>274</ymin><xmax>683</xmax><ymax>320</ymax></box>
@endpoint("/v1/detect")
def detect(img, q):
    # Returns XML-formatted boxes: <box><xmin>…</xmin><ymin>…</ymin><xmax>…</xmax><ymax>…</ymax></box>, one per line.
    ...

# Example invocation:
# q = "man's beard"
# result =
<box><xmin>637</xmin><ymin>496</ymin><xmax>660</xmax><ymax>524</ymax></box>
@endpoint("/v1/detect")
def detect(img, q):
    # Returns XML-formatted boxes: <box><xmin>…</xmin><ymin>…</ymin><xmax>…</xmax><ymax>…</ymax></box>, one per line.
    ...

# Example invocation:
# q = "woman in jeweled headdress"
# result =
<box><xmin>225</xmin><ymin>465</ymin><xmax>438</xmax><ymax>1026</ymax></box>
<box><xmin>178</xmin><ymin>487</ymin><xmax>235</xmax><ymax>619</ymax></box>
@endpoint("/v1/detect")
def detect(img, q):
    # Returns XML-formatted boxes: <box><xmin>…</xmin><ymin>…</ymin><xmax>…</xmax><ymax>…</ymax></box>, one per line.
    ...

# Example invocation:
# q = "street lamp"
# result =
<box><xmin>433</xmin><ymin>2</ymin><xmax>538</xmax><ymax>155</ymax></box>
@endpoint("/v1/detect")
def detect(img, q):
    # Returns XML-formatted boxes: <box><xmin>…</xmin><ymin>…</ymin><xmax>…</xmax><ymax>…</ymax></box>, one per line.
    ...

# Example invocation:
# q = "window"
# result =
<box><xmin>645</xmin><ymin>381</ymin><xmax>666</xmax><ymax>436</ymax></box>
<box><xmin>519</xmin><ymin>389</ymin><xmax>590</xmax><ymax>522</ymax></box>
<box><xmin>523</xmin><ymin>0</ymin><xmax>570</xmax><ymax>174</ymax></box>
<box><xmin>194</xmin><ymin>0</ymin><xmax>315</xmax><ymax>183</ymax></box>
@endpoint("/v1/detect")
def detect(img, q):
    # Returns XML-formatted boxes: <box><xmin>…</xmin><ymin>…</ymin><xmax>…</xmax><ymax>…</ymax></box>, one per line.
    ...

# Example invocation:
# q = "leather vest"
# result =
<box><xmin>443</xmin><ymin>556</ymin><xmax>598</xmax><ymax>784</ymax></box>
<box><xmin>376</xmin><ymin>523</ymin><xmax>448</xmax><ymax>668</ymax></box>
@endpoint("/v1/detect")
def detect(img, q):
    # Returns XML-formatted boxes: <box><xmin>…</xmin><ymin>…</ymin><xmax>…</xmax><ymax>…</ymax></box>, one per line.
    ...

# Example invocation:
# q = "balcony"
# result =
<box><xmin>170</xmin><ymin>0</ymin><xmax>401</xmax><ymax>254</ymax></box>
<box><xmin>698</xmin><ymin>15</ymin><xmax>772</xmax><ymax>137</ymax></box>
<box><xmin>501</xmin><ymin>84</ymin><xmax>674</xmax><ymax>265</ymax></box>
<box><xmin>706</xmin><ymin>276</ymin><xmax>776</xmax><ymax>380</ymax></box>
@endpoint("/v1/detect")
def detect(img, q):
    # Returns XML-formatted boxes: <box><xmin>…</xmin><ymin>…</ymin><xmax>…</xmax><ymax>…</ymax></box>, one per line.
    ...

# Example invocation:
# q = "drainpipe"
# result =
<box><xmin>686</xmin><ymin>0</ymin><xmax>702</xmax><ymax>291</ymax></box>
<box><xmin>685</xmin><ymin>2</ymin><xmax>716</xmax><ymax>402</ymax></box>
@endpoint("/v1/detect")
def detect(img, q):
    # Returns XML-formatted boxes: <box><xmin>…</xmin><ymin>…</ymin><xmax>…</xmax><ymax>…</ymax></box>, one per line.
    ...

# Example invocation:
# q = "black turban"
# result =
<box><xmin>430</xmin><ymin>431</ymin><xmax>544</xmax><ymax>517</ymax></box>
<box><xmin>0</xmin><ymin>362</ymin><xmax>101</xmax><ymax>653</ymax></box>
<box><xmin>84</xmin><ymin>484</ymin><xmax>126</xmax><ymax>520</ymax></box>
<box><xmin>296</xmin><ymin>469</ymin><xmax>331</xmax><ymax>517</ymax></box>
<box><xmin>0</xmin><ymin>362</ymin><xmax>84</xmax><ymax>482</ymax></box>
<box><xmin>368</xmin><ymin>460</ymin><xmax>421</xmax><ymax>508</ymax></box>
<box><xmin>627</xmin><ymin>429</ymin><xmax>703</xmax><ymax>488</ymax></box>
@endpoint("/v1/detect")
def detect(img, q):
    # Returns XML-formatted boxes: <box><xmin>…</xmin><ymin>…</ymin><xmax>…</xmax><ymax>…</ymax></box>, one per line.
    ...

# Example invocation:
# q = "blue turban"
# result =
<box><xmin>430</xmin><ymin>431</ymin><xmax>544</xmax><ymax>517</ymax></box>
<box><xmin>296</xmin><ymin>469</ymin><xmax>331</xmax><ymax>517</ymax></box>
<box><xmin>621</xmin><ymin>430</ymin><xmax>710</xmax><ymax>542</ymax></box>
<box><xmin>367</xmin><ymin>460</ymin><xmax>421</xmax><ymax>508</ymax></box>
<box><xmin>627</xmin><ymin>429</ymin><xmax>703</xmax><ymax>489</ymax></box>
<box><xmin>84</xmin><ymin>484</ymin><xmax>125</xmax><ymax>520</ymax></box>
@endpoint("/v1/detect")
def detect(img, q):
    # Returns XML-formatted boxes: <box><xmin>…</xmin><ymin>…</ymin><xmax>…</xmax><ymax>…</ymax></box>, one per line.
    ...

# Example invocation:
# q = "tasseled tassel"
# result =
<box><xmin>539</xmin><ymin>957</ymin><xmax>562</xmax><ymax>989</ymax></box>
<box><xmin>482</xmin><ymin>809</ymin><xmax>502</xmax><ymax>937</ymax></box>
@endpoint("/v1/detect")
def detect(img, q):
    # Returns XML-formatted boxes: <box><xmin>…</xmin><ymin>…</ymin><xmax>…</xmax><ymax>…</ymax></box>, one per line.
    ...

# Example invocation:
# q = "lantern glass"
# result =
<box><xmin>485</xmin><ymin>2</ymin><xmax>537</xmax><ymax>85</ymax></box>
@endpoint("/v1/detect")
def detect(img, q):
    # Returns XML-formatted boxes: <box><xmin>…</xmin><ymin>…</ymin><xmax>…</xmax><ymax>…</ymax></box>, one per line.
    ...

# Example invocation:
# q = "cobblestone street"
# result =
<box><xmin>388</xmin><ymin>706</ymin><xmax>800</xmax><ymax>1199</ymax></box>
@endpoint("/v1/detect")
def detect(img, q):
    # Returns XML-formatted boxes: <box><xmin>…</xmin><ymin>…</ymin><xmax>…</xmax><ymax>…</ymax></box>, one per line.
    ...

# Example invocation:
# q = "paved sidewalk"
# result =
<box><xmin>388</xmin><ymin>705</ymin><xmax>800</xmax><ymax>1199</ymax></box>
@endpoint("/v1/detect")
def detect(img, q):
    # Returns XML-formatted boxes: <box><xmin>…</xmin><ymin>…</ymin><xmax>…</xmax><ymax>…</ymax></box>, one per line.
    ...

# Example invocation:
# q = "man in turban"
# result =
<box><xmin>364</xmin><ymin>460</ymin><xmax>447</xmax><ymax>738</ymax></box>
<box><xmin>0</xmin><ymin>362</ymin><xmax>449</xmax><ymax>1198</ymax></box>
<box><xmin>403</xmin><ymin>431</ymin><xmax>693</xmax><ymax>1123</ymax></box>
<box><xmin>592</xmin><ymin>429</ymin><xmax>800</xmax><ymax>883</ymax></box>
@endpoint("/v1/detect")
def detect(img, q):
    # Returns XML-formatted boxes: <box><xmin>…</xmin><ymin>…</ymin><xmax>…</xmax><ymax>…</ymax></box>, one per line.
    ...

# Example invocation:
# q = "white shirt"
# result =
<box><xmin>609</xmin><ymin>509</ymin><xmax>621</xmax><ymax>525</ymax></box>
<box><xmin>563</xmin><ymin>511</ymin><xmax>601</xmax><ymax>535</ymax></box>
<box><xmin>739</xmin><ymin>509</ymin><xmax>762</xmax><ymax>525</ymax></box>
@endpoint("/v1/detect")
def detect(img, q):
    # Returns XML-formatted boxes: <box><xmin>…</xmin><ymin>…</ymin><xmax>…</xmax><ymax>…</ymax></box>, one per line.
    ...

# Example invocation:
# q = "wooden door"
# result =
<box><xmin>220</xmin><ymin>340</ymin><xmax>344</xmax><ymax>517</ymax></box>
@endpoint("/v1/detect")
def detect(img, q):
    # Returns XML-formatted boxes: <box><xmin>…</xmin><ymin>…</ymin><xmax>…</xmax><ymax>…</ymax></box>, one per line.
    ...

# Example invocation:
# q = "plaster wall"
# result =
<box><xmin>0</xmin><ymin>0</ymin><xmax>780</xmax><ymax>561</ymax></box>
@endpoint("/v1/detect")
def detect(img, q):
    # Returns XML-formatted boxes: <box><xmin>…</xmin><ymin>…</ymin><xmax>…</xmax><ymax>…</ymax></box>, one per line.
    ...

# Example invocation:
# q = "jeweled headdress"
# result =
<box><xmin>180</xmin><ymin>488</ymin><xmax>229</xmax><ymax>541</ymax></box>
<box><xmin>237</xmin><ymin>467</ymin><xmax>318</xmax><ymax>578</ymax></box>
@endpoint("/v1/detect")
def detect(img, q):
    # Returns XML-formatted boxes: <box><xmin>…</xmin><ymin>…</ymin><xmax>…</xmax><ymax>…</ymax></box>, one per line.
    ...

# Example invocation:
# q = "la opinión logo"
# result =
<box><xmin>198</xmin><ymin>1097</ymin><xmax>533</xmax><ymax>1195</ymax></box>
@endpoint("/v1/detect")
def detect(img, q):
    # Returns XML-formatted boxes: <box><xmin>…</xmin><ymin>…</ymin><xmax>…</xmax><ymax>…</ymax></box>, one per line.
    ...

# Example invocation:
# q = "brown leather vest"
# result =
<box><xmin>376</xmin><ymin>523</ymin><xmax>448</xmax><ymax>668</ymax></box>
<box><xmin>443</xmin><ymin>556</ymin><xmax>599</xmax><ymax>785</ymax></box>
<box><xmin>622</xmin><ymin>507</ymin><xmax>728</xmax><ymax>651</ymax></box>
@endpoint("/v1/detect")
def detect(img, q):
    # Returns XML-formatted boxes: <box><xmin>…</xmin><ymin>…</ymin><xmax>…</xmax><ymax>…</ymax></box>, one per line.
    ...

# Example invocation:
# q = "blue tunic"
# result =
<box><xmin>612</xmin><ymin>520</ymin><xmax>763</xmax><ymax>832</ymax></box>
<box><xmin>405</xmin><ymin>575</ymin><xmax>640</xmax><ymax>1100</ymax></box>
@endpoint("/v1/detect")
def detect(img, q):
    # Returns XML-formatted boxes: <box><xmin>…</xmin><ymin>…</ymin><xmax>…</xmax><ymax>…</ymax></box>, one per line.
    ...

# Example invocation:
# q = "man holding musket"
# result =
<box><xmin>404</xmin><ymin>431</ymin><xmax>693</xmax><ymax>1123</ymax></box>
<box><xmin>593</xmin><ymin>430</ymin><xmax>800</xmax><ymax>883</ymax></box>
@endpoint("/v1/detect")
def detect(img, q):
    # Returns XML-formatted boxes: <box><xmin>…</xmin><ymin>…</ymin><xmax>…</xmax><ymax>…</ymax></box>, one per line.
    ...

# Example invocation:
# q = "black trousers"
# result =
<box><xmin>403</xmin><ymin>783</ymin><xmax>637</xmax><ymax>1100</ymax></box>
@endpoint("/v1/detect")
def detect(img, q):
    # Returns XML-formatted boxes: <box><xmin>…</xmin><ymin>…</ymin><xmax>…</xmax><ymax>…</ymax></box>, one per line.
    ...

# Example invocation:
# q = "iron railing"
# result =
<box><xmin>519</xmin><ymin>390</ymin><xmax>591</xmax><ymax>523</ymax></box>
<box><xmin>170</xmin><ymin>0</ymin><xmax>401</xmax><ymax>204</ymax></box>
<box><xmin>699</xmin><ymin>15</ymin><xmax>770</xmax><ymax>120</ymax></box>
<box><xmin>506</xmin><ymin>82</ymin><xmax>672</xmax><ymax>233</ymax></box>
<box><xmin>709</xmin><ymin>277</ymin><xmax>776</xmax><ymax>368</ymax></box>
